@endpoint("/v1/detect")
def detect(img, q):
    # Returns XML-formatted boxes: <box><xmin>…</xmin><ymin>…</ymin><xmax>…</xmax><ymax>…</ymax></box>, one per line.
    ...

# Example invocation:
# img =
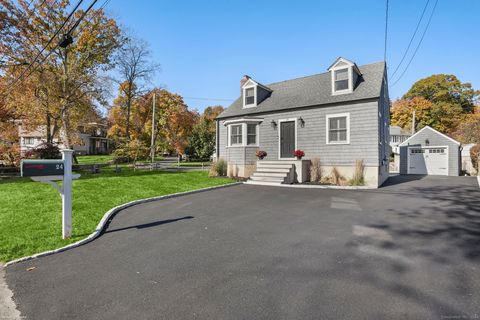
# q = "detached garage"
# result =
<box><xmin>399</xmin><ymin>126</ymin><xmax>461</xmax><ymax>176</ymax></box>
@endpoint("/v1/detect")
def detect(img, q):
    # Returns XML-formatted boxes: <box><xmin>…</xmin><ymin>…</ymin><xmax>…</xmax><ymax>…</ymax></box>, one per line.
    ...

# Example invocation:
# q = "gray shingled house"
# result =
<box><xmin>215</xmin><ymin>57</ymin><xmax>390</xmax><ymax>187</ymax></box>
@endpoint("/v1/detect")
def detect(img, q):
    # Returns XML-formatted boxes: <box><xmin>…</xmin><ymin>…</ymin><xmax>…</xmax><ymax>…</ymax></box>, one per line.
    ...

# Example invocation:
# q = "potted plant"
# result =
<box><xmin>293</xmin><ymin>149</ymin><xmax>305</xmax><ymax>160</ymax></box>
<box><xmin>256</xmin><ymin>150</ymin><xmax>267</xmax><ymax>160</ymax></box>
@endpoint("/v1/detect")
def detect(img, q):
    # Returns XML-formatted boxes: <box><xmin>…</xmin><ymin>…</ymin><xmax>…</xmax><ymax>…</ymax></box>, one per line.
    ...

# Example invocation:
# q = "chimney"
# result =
<box><xmin>240</xmin><ymin>75</ymin><xmax>250</xmax><ymax>94</ymax></box>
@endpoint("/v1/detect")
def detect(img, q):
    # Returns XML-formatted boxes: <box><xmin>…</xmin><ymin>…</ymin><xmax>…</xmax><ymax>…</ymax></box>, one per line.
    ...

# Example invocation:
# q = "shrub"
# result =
<box><xmin>0</xmin><ymin>144</ymin><xmax>21</xmax><ymax>166</ymax></box>
<box><xmin>310</xmin><ymin>158</ymin><xmax>322</xmax><ymax>182</ymax></box>
<box><xmin>349</xmin><ymin>160</ymin><xmax>365</xmax><ymax>186</ymax></box>
<box><xmin>331</xmin><ymin>166</ymin><xmax>345</xmax><ymax>185</ymax></box>
<box><xmin>471</xmin><ymin>144</ymin><xmax>480</xmax><ymax>173</ymax></box>
<box><xmin>112</xmin><ymin>140</ymin><xmax>149</xmax><ymax>163</ymax></box>
<box><xmin>24</xmin><ymin>142</ymin><xmax>61</xmax><ymax>159</ymax></box>
<box><xmin>209</xmin><ymin>158</ymin><xmax>227</xmax><ymax>177</ymax></box>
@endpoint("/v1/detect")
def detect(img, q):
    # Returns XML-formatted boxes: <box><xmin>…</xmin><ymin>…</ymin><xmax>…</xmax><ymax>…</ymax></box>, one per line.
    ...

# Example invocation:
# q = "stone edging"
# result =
<box><xmin>5</xmin><ymin>182</ymin><xmax>242</xmax><ymax>267</ymax></box>
<box><xmin>244</xmin><ymin>181</ymin><xmax>376</xmax><ymax>189</ymax></box>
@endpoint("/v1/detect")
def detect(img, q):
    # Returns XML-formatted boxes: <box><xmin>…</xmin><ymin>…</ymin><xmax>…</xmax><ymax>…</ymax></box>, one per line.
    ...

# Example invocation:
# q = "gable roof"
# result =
<box><xmin>242</xmin><ymin>78</ymin><xmax>273</xmax><ymax>92</ymax></box>
<box><xmin>390</xmin><ymin>125</ymin><xmax>411</xmax><ymax>136</ymax></box>
<box><xmin>217</xmin><ymin>61</ymin><xmax>385</xmax><ymax>119</ymax></box>
<box><xmin>327</xmin><ymin>57</ymin><xmax>362</xmax><ymax>75</ymax></box>
<box><xmin>399</xmin><ymin>126</ymin><xmax>461</xmax><ymax>146</ymax></box>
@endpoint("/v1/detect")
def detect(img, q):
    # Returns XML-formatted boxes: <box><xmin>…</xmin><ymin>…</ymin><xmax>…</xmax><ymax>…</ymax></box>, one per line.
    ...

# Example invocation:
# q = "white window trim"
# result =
<box><xmin>227</xmin><ymin>122</ymin><xmax>260</xmax><ymax>147</ymax></box>
<box><xmin>331</xmin><ymin>67</ymin><xmax>353</xmax><ymax>95</ymax></box>
<box><xmin>326</xmin><ymin>113</ymin><xmax>350</xmax><ymax>145</ymax></box>
<box><xmin>243</xmin><ymin>83</ymin><xmax>257</xmax><ymax>108</ymax></box>
<box><xmin>278</xmin><ymin>118</ymin><xmax>298</xmax><ymax>160</ymax></box>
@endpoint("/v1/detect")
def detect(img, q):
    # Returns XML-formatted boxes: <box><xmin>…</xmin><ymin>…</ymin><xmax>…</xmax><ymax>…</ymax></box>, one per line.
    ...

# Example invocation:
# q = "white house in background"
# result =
<box><xmin>389</xmin><ymin>125</ymin><xmax>411</xmax><ymax>153</ymax></box>
<box><xmin>18</xmin><ymin>122</ymin><xmax>110</xmax><ymax>156</ymax></box>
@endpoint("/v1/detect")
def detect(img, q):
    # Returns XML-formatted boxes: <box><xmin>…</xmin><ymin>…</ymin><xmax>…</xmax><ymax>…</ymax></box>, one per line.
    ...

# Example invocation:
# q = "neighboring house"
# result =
<box><xmin>398</xmin><ymin>126</ymin><xmax>461</xmax><ymax>176</ymax></box>
<box><xmin>389</xmin><ymin>125</ymin><xmax>411</xmax><ymax>172</ymax></box>
<box><xmin>18</xmin><ymin>122</ymin><xmax>110</xmax><ymax>156</ymax></box>
<box><xmin>216</xmin><ymin>57</ymin><xmax>390</xmax><ymax>187</ymax></box>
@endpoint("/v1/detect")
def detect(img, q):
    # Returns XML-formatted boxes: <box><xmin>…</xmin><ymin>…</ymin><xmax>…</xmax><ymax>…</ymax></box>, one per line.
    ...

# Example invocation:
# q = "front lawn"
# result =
<box><xmin>0</xmin><ymin>170</ymin><xmax>233</xmax><ymax>262</ymax></box>
<box><xmin>76</xmin><ymin>155</ymin><xmax>114</xmax><ymax>164</ymax></box>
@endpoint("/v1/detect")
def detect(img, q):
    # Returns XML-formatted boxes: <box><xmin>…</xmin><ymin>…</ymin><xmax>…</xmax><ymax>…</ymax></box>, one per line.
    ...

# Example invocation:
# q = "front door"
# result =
<box><xmin>280</xmin><ymin>121</ymin><xmax>295</xmax><ymax>158</ymax></box>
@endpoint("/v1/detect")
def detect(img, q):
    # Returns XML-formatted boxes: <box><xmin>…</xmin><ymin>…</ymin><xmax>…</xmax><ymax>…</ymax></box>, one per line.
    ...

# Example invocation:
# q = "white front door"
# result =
<box><xmin>408</xmin><ymin>147</ymin><xmax>448</xmax><ymax>175</ymax></box>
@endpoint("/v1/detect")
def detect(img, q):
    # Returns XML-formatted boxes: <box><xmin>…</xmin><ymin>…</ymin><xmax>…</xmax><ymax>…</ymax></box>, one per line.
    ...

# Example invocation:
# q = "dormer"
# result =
<box><xmin>327</xmin><ymin>57</ymin><xmax>362</xmax><ymax>95</ymax></box>
<box><xmin>240</xmin><ymin>75</ymin><xmax>272</xmax><ymax>108</ymax></box>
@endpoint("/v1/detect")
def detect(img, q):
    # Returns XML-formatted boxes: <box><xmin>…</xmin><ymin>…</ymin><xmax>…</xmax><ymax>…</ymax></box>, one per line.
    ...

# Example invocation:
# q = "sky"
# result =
<box><xmin>105</xmin><ymin>0</ymin><xmax>479</xmax><ymax>112</ymax></box>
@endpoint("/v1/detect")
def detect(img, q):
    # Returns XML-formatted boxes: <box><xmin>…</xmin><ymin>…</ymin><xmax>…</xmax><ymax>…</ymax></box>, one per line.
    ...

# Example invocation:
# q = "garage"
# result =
<box><xmin>399</xmin><ymin>126</ymin><xmax>461</xmax><ymax>176</ymax></box>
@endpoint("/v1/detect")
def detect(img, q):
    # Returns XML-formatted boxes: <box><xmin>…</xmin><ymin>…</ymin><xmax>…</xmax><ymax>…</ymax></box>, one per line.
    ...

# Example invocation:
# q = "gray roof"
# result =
<box><xmin>217</xmin><ymin>61</ymin><xmax>386</xmax><ymax>119</ymax></box>
<box><xmin>390</xmin><ymin>125</ymin><xmax>410</xmax><ymax>136</ymax></box>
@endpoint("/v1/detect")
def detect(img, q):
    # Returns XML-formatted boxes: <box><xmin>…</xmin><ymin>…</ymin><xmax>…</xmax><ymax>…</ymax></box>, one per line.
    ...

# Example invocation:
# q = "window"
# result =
<box><xmin>247</xmin><ymin>124</ymin><xmax>257</xmax><ymax>145</ymax></box>
<box><xmin>230</xmin><ymin>124</ymin><xmax>243</xmax><ymax>145</ymax></box>
<box><xmin>245</xmin><ymin>88</ymin><xmax>255</xmax><ymax>105</ymax></box>
<box><xmin>327</xmin><ymin>114</ymin><xmax>349</xmax><ymax>144</ymax></box>
<box><xmin>334</xmin><ymin>68</ymin><xmax>349</xmax><ymax>91</ymax></box>
<box><xmin>24</xmin><ymin>137</ymin><xmax>36</xmax><ymax>145</ymax></box>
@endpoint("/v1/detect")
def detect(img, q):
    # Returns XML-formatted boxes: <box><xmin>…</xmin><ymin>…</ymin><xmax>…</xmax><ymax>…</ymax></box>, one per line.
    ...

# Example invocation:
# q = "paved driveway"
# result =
<box><xmin>6</xmin><ymin>175</ymin><xmax>480</xmax><ymax>319</ymax></box>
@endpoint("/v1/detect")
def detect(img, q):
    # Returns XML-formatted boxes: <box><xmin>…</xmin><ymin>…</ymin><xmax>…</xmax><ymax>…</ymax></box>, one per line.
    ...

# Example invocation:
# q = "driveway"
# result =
<box><xmin>6</xmin><ymin>175</ymin><xmax>480</xmax><ymax>319</ymax></box>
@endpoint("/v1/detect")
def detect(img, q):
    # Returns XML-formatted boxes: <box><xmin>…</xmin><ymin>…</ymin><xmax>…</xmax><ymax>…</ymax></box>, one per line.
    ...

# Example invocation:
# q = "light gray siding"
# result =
<box><xmin>257</xmin><ymin>86</ymin><xmax>271</xmax><ymax>104</ymax></box>
<box><xmin>217</xmin><ymin>99</ymin><xmax>381</xmax><ymax>167</ymax></box>
<box><xmin>399</xmin><ymin>127</ymin><xmax>460</xmax><ymax>176</ymax></box>
<box><xmin>377</xmin><ymin>74</ymin><xmax>390</xmax><ymax>184</ymax></box>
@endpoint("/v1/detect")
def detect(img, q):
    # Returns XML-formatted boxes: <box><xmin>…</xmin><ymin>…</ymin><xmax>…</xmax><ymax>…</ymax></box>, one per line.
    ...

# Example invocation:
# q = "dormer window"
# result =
<box><xmin>245</xmin><ymin>87</ymin><xmax>255</xmax><ymax>106</ymax></box>
<box><xmin>328</xmin><ymin>57</ymin><xmax>361</xmax><ymax>95</ymax></box>
<box><xmin>334</xmin><ymin>68</ymin><xmax>349</xmax><ymax>91</ymax></box>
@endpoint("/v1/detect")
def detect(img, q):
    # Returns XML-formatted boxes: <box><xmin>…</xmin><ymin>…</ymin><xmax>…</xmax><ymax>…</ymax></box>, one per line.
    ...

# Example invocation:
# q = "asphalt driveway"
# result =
<box><xmin>6</xmin><ymin>175</ymin><xmax>480</xmax><ymax>319</ymax></box>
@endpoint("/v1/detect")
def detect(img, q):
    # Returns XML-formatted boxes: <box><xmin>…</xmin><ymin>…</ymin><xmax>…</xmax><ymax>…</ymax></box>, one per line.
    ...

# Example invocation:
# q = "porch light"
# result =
<box><xmin>270</xmin><ymin>120</ymin><xmax>277</xmax><ymax>128</ymax></box>
<box><xmin>425</xmin><ymin>139</ymin><xmax>430</xmax><ymax>146</ymax></box>
<box><xmin>298</xmin><ymin>117</ymin><xmax>305</xmax><ymax>127</ymax></box>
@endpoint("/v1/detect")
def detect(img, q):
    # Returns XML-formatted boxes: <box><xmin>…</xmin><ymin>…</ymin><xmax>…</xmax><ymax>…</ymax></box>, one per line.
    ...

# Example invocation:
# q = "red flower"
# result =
<box><xmin>293</xmin><ymin>150</ymin><xmax>305</xmax><ymax>158</ymax></box>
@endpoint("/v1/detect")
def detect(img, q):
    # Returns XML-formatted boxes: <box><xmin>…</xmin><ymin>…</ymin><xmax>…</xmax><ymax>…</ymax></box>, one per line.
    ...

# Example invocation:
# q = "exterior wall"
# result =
<box><xmin>399</xmin><ymin>127</ymin><xmax>460</xmax><ymax>176</ymax></box>
<box><xmin>218</xmin><ymin>99</ymin><xmax>385</xmax><ymax>185</ymax></box>
<box><xmin>377</xmin><ymin>75</ymin><xmax>390</xmax><ymax>186</ymax></box>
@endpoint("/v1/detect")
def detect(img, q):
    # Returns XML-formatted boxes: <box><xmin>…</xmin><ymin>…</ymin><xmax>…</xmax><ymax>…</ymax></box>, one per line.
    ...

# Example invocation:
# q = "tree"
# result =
<box><xmin>452</xmin><ymin>110</ymin><xmax>480</xmax><ymax>144</ymax></box>
<box><xmin>393</xmin><ymin>74</ymin><xmax>480</xmax><ymax>134</ymax></box>
<box><xmin>114</xmin><ymin>38</ymin><xmax>159</xmax><ymax>141</ymax></box>
<box><xmin>186</xmin><ymin>106</ymin><xmax>224</xmax><ymax>160</ymax></box>
<box><xmin>0</xmin><ymin>0</ymin><xmax>122</xmax><ymax>147</ymax></box>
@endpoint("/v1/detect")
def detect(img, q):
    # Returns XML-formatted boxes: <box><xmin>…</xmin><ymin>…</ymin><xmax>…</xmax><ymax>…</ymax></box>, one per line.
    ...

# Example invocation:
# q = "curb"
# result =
<box><xmin>477</xmin><ymin>175</ymin><xmax>480</xmax><ymax>188</ymax></box>
<box><xmin>5</xmin><ymin>182</ymin><xmax>242</xmax><ymax>267</ymax></box>
<box><xmin>244</xmin><ymin>181</ymin><xmax>376</xmax><ymax>190</ymax></box>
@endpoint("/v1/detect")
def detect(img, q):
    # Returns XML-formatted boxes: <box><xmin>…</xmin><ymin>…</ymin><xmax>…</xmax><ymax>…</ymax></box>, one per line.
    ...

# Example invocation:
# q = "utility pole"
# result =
<box><xmin>411</xmin><ymin>110</ymin><xmax>416</xmax><ymax>135</ymax></box>
<box><xmin>150</xmin><ymin>92</ymin><xmax>156</xmax><ymax>163</ymax></box>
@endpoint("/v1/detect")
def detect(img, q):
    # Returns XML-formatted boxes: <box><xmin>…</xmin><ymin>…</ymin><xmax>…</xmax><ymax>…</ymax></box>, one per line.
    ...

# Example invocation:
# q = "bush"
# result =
<box><xmin>112</xmin><ymin>140</ymin><xmax>149</xmax><ymax>163</ymax></box>
<box><xmin>209</xmin><ymin>158</ymin><xmax>227</xmax><ymax>177</ymax></box>
<box><xmin>24</xmin><ymin>142</ymin><xmax>61</xmax><ymax>159</ymax></box>
<box><xmin>349</xmin><ymin>160</ymin><xmax>365</xmax><ymax>186</ymax></box>
<box><xmin>0</xmin><ymin>144</ymin><xmax>21</xmax><ymax>166</ymax></box>
<box><xmin>331</xmin><ymin>166</ymin><xmax>346</xmax><ymax>186</ymax></box>
<box><xmin>310</xmin><ymin>158</ymin><xmax>322</xmax><ymax>182</ymax></box>
<box><xmin>471</xmin><ymin>144</ymin><xmax>480</xmax><ymax>173</ymax></box>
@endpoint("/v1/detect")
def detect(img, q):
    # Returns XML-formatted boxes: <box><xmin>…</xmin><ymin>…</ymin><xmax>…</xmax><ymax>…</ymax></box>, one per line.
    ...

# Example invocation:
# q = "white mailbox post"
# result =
<box><xmin>21</xmin><ymin>149</ymin><xmax>80</xmax><ymax>239</ymax></box>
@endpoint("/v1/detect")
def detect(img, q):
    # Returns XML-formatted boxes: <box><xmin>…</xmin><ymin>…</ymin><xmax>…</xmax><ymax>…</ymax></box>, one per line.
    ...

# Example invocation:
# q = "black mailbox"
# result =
<box><xmin>21</xmin><ymin>160</ymin><xmax>65</xmax><ymax>177</ymax></box>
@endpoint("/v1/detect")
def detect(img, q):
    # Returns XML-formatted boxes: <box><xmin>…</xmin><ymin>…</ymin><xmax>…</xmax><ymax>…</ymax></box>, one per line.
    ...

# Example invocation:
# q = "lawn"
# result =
<box><xmin>76</xmin><ymin>155</ymin><xmax>114</xmax><ymax>164</ymax></box>
<box><xmin>0</xmin><ymin>170</ymin><xmax>233</xmax><ymax>262</ymax></box>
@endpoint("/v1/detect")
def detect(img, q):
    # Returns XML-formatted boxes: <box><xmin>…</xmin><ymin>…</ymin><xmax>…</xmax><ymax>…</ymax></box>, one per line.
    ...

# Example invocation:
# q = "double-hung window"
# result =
<box><xmin>245</xmin><ymin>88</ymin><xmax>255</xmax><ymax>106</ymax></box>
<box><xmin>230</xmin><ymin>124</ymin><xmax>243</xmax><ymax>145</ymax></box>
<box><xmin>334</xmin><ymin>68</ymin><xmax>349</xmax><ymax>92</ymax></box>
<box><xmin>327</xmin><ymin>114</ymin><xmax>349</xmax><ymax>144</ymax></box>
<box><xmin>247</xmin><ymin>124</ymin><xmax>257</xmax><ymax>145</ymax></box>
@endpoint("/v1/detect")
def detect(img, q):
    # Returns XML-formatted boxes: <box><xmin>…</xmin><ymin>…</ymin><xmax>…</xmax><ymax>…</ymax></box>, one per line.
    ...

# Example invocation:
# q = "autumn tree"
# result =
<box><xmin>186</xmin><ymin>106</ymin><xmax>224</xmax><ymax>160</ymax></box>
<box><xmin>0</xmin><ymin>0</ymin><xmax>122</xmax><ymax>147</ymax></box>
<box><xmin>452</xmin><ymin>108</ymin><xmax>480</xmax><ymax>144</ymax></box>
<box><xmin>392</xmin><ymin>74</ymin><xmax>479</xmax><ymax>134</ymax></box>
<box><xmin>114</xmin><ymin>37</ymin><xmax>159</xmax><ymax>141</ymax></box>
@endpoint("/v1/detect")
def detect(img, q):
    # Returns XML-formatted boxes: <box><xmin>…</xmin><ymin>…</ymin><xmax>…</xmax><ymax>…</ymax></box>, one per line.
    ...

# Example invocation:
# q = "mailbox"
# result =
<box><xmin>21</xmin><ymin>160</ymin><xmax>65</xmax><ymax>177</ymax></box>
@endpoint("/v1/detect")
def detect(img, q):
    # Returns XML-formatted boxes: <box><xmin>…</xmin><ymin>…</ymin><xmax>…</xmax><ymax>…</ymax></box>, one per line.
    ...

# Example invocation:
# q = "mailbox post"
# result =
<box><xmin>21</xmin><ymin>149</ymin><xmax>79</xmax><ymax>239</ymax></box>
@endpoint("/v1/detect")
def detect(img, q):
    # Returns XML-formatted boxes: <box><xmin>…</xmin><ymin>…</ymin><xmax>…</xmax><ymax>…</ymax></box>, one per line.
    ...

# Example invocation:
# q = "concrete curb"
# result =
<box><xmin>244</xmin><ymin>181</ymin><xmax>376</xmax><ymax>190</ymax></box>
<box><xmin>0</xmin><ymin>264</ymin><xmax>21</xmax><ymax>320</ymax></box>
<box><xmin>477</xmin><ymin>175</ymin><xmax>480</xmax><ymax>188</ymax></box>
<box><xmin>5</xmin><ymin>182</ymin><xmax>242</xmax><ymax>267</ymax></box>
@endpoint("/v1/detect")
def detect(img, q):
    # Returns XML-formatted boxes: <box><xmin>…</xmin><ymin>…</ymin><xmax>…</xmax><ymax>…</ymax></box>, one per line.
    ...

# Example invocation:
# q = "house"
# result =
<box><xmin>389</xmin><ymin>125</ymin><xmax>411</xmax><ymax>172</ymax></box>
<box><xmin>215</xmin><ymin>57</ymin><xmax>390</xmax><ymax>187</ymax></box>
<box><xmin>398</xmin><ymin>126</ymin><xmax>461</xmax><ymax>176</ymax></box>
<box><xmin>18</xmin><ymin>122</ymin><xmax>110</xmax><ymax>156</ymax></box>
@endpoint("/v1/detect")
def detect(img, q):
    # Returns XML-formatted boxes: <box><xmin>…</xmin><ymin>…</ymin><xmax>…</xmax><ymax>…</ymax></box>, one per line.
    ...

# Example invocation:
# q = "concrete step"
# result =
<box><xmin>249</xmin><ymin>176</ymin><xmax>285</xmax><ymax>183</ymax></box>
<box><xmin>257</xmin><ymin>163</ymin><xmax>293</xmax><ymax>169</ymax></box>
<box><xmin>251</xmin><ymin>172</ymin><xmax>287</xmax><ymax>178</ymax></box>
<box><xmin>245</xmin><ymin>180</ymin><xmax>285</xmax><ymax>186</ymax></box>
<box><xmin>256</xmin><ymin>168</ymin><xmax>291</xmax><ymax>173</ymax></box>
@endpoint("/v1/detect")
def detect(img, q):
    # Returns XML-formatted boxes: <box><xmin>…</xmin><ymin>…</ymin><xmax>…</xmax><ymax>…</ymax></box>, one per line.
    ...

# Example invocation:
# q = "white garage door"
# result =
<box><xmin>408</xmin><ymin>147</ymin><xmax>448</xmax><ymax>175</ymax></box>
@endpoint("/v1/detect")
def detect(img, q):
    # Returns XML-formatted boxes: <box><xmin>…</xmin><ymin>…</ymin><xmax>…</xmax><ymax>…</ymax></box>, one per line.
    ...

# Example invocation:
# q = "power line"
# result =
<box><xmin>183</xmin><ymin>96</ymin><xmax>235</xmax><ymax>102</ymax></box>
<box><xmin>383</xmin><ymin>0</ymin><xmax>389</xmax><ymax>62</ymax></box>
<box><xmin>4</xmin><ymin>0</ymin><xmax>85</xmax><ymax>93</ymax></box>
<box><xmin>391</xmin><ymin>0</ymin><xmax>439</xmax><ymax>87</ymax></box>
<box><xmin>390</xmin><ymin>0</ymin><xmax>430</xmax><ymax>79</ymax></box>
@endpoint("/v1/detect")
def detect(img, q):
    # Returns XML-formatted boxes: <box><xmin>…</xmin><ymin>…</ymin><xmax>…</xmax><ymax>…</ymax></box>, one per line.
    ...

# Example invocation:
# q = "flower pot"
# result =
<box><xmin>296</xmin><ymin>156</ymin><xmax>302</xmax><ymax>160</ymax></box>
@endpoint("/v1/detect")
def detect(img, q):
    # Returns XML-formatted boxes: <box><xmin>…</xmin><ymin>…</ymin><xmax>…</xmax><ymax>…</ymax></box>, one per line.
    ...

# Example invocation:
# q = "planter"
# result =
<box><xmin>296</xmin><ymin>156</ymin><xmax>303</xmax><ymax>160</ymax></box>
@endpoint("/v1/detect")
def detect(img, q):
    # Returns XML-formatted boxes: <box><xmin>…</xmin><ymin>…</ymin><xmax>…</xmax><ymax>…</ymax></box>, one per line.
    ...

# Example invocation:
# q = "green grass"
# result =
<box><xmin>0</xmin><ymin>170</ymin><xmax>233</xmax><ymax>262</ymax></box>
<box><xmin>178</xmin><ymin>162</ymin><xmax>212</xmax><ymax>167</ymax></box>
<box><xmin>76</xmin><ymin>155</ymin><xmax>114</xmax><ymax>164</ymax></box>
